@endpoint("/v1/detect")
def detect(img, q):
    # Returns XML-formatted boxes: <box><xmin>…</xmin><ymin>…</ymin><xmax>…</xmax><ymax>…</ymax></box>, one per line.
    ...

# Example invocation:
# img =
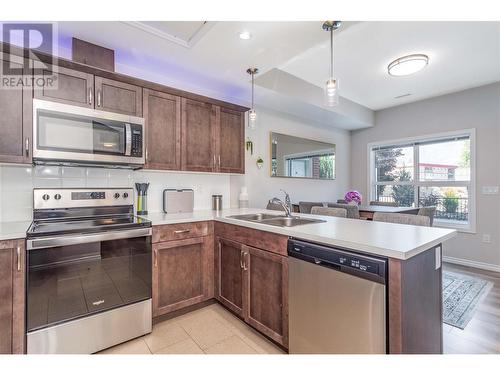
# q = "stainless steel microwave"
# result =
<box><xmin>33</xmin><ymin>99</ymin><xmax>145</xmax><ymax>168</ymax></box>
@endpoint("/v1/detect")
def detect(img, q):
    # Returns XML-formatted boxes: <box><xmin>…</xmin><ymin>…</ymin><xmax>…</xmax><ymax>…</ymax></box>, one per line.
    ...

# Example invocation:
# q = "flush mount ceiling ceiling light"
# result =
<box><xmin>246</xmin><ymin>67</ymin><xmax>259</xmax><ymax>130</ymax></box>
<box><xmin>323</xmin><ymin>20</ymin><xmax>342</xmax><ymax>107</ymax></box>
<box><xmin>388</xmin><ymin>54</ymin><xmax>429</xmax><ymax>76</ymax></box>
<box><xmin>239</xmin><ymin>31</ymin><xmax>252</xmax><ymax>40</ymax></box>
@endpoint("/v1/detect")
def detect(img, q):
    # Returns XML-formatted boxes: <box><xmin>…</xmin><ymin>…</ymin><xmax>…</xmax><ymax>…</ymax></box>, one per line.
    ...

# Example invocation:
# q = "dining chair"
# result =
<box><xmin>311</xmin><ymin>206</ymin><xmax>347</xmax><ymax>218</ymax></box>
<box><xmin>372</xmin><ymin>212</ymin><xmax>430</xmax><ymax>226</ymax></box>
<box><xmin>298</xmin><ymin>201</ymin><xmax>325</xmax><ymax>214</ymax></box>
<box><xmin>369</xmin><ymin>200</ymin><xmax>398</xmax><ymax>207</ymax></box>
<box><xmin>418</xmin><ymin>206</ymin><xmax>436</xmax><ymax>226</ymax></box>
<box><xmin>327</xmin><ymin>203</ymin><xmax>360</xmax><ymax>219</ymax></box>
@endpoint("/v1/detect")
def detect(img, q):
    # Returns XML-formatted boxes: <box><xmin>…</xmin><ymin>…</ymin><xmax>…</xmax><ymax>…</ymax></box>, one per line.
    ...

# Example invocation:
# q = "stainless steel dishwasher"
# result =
<box><xmin>288</xmin><ymin>239</ymin><xmax>387</xmax><ymax>354</ymax></box>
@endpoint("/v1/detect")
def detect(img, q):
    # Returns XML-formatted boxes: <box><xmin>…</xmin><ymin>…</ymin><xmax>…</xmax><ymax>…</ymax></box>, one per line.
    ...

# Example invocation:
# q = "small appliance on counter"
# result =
<box><xmin>135</xmin><ymin>183</ymin><xmax>149</xmax><ymax>215</ymax></box>
<box><xmin>163</xmin><ymin>189</ymin><xmax>194</xmax><ymax>213</ymax></box>
<box><xmin>212</xmin><ymin>194</ymin><xmax>223</xmax><ymax>211</ymax></box>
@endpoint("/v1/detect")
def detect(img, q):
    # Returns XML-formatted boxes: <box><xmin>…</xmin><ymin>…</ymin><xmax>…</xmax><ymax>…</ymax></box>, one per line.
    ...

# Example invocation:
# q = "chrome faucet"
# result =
<box><xmin>270</xmin><ymin>189</ymin><xmax>293</xmax><ymax>217</ymax></box>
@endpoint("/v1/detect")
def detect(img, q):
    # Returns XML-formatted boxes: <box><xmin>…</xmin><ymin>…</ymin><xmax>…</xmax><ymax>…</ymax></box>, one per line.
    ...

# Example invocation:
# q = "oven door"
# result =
<box><xmin>26</xmin><ymin>229</ymin><xmax>152</xmax><ymax>333</ymax></box>
<box><xmin>33</xmin><ymin>99</ymin><xmax>145</xmax><ymax>166</ymax></box>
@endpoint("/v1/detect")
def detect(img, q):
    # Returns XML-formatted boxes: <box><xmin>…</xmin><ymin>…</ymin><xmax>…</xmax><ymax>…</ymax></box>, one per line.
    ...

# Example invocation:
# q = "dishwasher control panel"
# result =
<box><xmin>288</xmin><ymin>239</ymin><xmax>387</xmax><ymax>282</ymax></box>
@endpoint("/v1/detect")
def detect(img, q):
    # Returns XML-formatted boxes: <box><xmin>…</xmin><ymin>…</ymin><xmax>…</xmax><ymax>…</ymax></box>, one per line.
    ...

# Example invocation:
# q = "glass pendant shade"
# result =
<box><xmin>325</xmin><ymin>78</ymin><xmax>339</xmax><ymax>107</ymax></box>
<box><xmin>248</xmin><ymin>109</ymin><xmax>257</xmax><ymax>129</ymax></box>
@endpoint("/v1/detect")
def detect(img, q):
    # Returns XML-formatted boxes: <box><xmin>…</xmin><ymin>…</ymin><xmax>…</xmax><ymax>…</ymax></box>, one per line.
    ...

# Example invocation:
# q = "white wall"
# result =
<box><xmin>351</xmin><ymin>83</ymin><xmax>500</xmax><ymax>270</ymax></box>
<box><xmin>230</xmin><ymin>107</ymin><xmax>351</xmax><ymax>208</ymax></box>
<box><xmin>0</xmin><ymin>165</ymin><xmax>230</xmax><ymax>222</ymax></box>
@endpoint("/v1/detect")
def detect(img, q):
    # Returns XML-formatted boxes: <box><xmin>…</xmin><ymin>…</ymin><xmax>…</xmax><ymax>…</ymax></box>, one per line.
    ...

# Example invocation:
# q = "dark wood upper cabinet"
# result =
<box><xmin>33</xmin><ymin>65</ymin><xmax>94</xmax><ymax>108</ymax></box>
<box><xmin>95</xmin><ymin>76</ymin><xmax>142</xmax><ymax>116</ymax></box>
<box><xmin>217</xmin><ymin>107</ymin><xmax>245</xmax><ymax>174</ymax></box>
<box><xmin>0</xmin><ymin>240</ymin><xmax>25</xmax><ymax>354</ymax></box>
<box><xmin>181</xmin><ymin>98</ymin><xmax>217</xmax><ymax>172</ymax></box>
<box><xmin>143</xmin><ymin>89</ymin><xmax>181</xmax><ymax>170</ymax></box>
<box><xmin>0</xmin><ymin>56</ymin><xmax>32</xmax><ymax>164</ymax></box>
<box><xmin>244</xmin><ymin>245</ymin><xmax>288</xmax><ymax>347</ymax></box>
<box><xmin>216</xmin><ymin>238</ymin><xmax>245</xmax><ymax>317</ymax></box>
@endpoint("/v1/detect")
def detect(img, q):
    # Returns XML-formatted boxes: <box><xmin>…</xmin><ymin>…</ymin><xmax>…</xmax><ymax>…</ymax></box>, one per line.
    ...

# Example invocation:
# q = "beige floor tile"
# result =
<box><xmin>99</xmin><ymin>337</ymin><xmax>151</xmax><ymax>354</ymax></box>
<box><xmin>180</xmin><ymin>315</ymin><xmax>234</xmax><ymax>349</ymax></box>
<box><xmin>204</xmin><ymin>335</ymin><xmax>257</xmax><ymax>354</ymax></box>
<box><xmin>154</xmin><ymin>338</ymin><xmax>204</xmax><ymax>354</ymax></box>
<box><xmin>144</xmin><ymin>320</ymin><xmax>190</xmax><ymax>353</ymax></box>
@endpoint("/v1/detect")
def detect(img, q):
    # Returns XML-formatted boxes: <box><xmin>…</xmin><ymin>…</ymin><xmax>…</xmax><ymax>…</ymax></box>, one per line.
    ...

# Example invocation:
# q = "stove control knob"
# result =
<box><xmin>123</xmin><ymin>192</ymin><xmax>129</xmax><ymax>198</ymax></box>
<box><xmin>54</xmin><ymin>194</ymin><xmax>62</xmax><ymax>200</ymax></box>
<box><xmin>42</xmin><ymin>194</ymin><xmax>50</xmax><ymax>201</ymax></box>
<box><xmin>114</xmin><ymin>193</ymin><xmax>120</xmax><ymax>199</ymax></box>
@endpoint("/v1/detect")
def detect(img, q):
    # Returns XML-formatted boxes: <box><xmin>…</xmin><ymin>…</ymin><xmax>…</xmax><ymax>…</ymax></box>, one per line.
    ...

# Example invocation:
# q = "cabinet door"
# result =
<box><xmin>33</xmin><ymin>65</ymin><xmax>94</xmax><ymax>108</ymax></box>
<box><xmin>153</xmin><ymin>236</ymin><xmax>213</xmax><ymax>317</ymax></box>
<box><xmin>217</xmin><ymin>107</ymin><xmax>244</xmax><ymax>173</ymax></box>
<box><xmin>244</xmin><ymin>245</ymin><xmax>288</xmax><ymax>347</ymax></box>
<box><xmin>95</xmin><ymin>76</ymin><xmax>143</xmax><ymax>116</ymax></box>
<box><xmin>181</xmin><ymin>98</ymin><xmax>217</xmax><ymax>172</ymax></box>
<box><xmin>143</xmin><ymin>89</ymin><xmax>181</xmax><ymax>170</ymax></box>
<box><xmin>0</xmin><ymin>240</ymin><xmax>24</xmax><ymax>354</ymax></box>
<box><xmin>216</xmin><ymin>238</ymin><xmax>245</xmax><ymax>317</ymax></box>
<box><xmin>0</xmin><ymin>55</ymin><xmax>32</xmax><ymax>164</ymax></box>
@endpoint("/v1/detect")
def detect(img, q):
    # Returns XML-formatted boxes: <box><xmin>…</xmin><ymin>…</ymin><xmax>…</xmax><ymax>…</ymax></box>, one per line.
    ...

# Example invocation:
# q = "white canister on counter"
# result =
<box><xmin>239</xmin><ymin>187</ymin><xmax>249</xmax><ymax>208</ymax></box>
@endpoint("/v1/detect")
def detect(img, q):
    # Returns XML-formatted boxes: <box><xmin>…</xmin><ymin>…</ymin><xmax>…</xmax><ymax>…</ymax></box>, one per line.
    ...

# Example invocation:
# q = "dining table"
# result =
<box><xmin>358</xmin><ymin>205</ymin><xmax>420</xmax><ymax>220</ymax></box>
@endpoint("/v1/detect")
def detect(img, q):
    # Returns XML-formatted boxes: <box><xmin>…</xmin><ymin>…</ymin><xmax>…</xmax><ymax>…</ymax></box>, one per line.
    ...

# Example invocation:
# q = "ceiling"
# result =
<box><xmin>17</xmin><ymin>21</ymin><xmax>500</xmax><ymax>128</ymax></box>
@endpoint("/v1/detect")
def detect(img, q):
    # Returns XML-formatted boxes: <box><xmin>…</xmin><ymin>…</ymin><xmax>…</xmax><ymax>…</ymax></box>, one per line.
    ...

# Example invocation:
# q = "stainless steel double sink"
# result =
<box><xmin>228</xmin><ymin>213</ymin><xmax>325</xmax><ymax>227</ymax></box>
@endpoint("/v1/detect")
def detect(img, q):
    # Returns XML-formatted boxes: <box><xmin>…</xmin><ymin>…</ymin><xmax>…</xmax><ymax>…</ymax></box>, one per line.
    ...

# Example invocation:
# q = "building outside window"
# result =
<box><xmin>368</xmin><ymin>129</ymin><xmax>475</xmax><ymax>231</ymax></box>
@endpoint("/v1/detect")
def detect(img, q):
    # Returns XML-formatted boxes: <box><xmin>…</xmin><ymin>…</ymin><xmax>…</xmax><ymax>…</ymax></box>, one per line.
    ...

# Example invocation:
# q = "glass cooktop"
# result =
<box><xmin>27</xmin><ymin>215</ymin><xmax>151</xmax><ymax>238</ymax></box>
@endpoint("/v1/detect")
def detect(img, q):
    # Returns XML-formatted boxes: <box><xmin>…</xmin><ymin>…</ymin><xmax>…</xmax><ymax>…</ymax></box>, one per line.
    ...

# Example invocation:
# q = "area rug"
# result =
<box><xmin>442</xmin><ymin>271</ymin><xmax>493</xmax><ymax>329</ymax></box>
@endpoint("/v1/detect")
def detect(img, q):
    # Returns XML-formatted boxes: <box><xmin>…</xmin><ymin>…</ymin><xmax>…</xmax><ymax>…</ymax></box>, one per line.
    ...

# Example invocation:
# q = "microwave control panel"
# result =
<box><xmin>131</xmin><ymin>124</ymin><xmax>143</xmax><ymax>157</ymax></box>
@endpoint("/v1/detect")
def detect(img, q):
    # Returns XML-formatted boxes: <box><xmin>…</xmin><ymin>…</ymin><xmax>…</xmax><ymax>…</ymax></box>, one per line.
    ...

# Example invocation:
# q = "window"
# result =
<box><xmin>369</xmin><ymin>130</ymin><xmax>475</xmax><ymax>231</ymax></box>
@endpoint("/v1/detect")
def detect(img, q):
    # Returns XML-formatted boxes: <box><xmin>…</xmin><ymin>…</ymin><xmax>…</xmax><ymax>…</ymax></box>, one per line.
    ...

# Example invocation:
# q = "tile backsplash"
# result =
<box><xmin>0</xmin><ymin>165</ymin><xmax>231</xmax><ymax>222</ymax></box>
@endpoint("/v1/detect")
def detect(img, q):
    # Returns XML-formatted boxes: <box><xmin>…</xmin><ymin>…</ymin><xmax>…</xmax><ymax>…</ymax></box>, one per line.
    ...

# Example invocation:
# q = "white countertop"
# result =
<box><xmin>141</xmin><ymin>208</ymin><xmax>456</xmax><ymax>260</ymax></box>
<box><xmin>0</xmin><ymin>220</ymin><xmax>31</xmax><ymax>241</ymax></box>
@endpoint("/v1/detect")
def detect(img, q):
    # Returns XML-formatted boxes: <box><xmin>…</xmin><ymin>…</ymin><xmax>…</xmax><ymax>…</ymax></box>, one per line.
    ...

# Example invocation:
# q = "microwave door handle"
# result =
<box><xmin>125</xmin><ymin>123</ymin><xmax>132</xmax><ymax>156</ymax></box>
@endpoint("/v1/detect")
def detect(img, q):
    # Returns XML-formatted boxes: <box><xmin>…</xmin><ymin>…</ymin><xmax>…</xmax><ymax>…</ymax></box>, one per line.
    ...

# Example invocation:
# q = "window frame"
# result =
<box><xmin>367</xmin><ymin>129</ymin><xmax>476</xmax><ymax>233</ymax></box>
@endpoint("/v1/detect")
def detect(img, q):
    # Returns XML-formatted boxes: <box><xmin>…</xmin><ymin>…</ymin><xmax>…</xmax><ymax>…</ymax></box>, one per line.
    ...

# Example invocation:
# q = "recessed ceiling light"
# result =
<box><xmin>239</xmin><ymin>31</ymin><xmax>252</xmax><ymax>40</ymax></box>
<box><xmin>388</xmin><ymin>54</ymin><xmax>429</xmax><ymax>76</ymax></box>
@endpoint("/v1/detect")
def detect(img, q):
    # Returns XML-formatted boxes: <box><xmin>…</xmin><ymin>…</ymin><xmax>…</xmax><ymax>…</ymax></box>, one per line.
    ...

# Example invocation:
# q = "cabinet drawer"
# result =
<box><xmin>153</xmin><ymin>221</ymin><xmax>212</xmax><ymax>243</ymax></box>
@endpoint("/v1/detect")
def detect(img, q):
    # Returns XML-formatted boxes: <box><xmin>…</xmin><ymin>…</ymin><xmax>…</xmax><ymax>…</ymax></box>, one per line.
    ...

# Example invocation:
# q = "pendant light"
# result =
<box><xmin>246</xmin><ymin>67</ymin><xmax>259</xmax><ymax>129</ymax></box>
<box><xmin>323</xmin><ymin>21</ymin><xmax>341</xmax><ymax>107</ymax></box>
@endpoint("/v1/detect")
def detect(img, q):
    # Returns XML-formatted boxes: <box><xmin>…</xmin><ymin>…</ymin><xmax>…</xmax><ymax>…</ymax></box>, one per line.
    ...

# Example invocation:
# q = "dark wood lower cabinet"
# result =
<box><xmin>0</xmin><ymin>240</ymin><xmax>25</xmax><ymax>354</ymax></box>
<box><xmin>244</xmin><ymin>245</ymin><xmax>288</xmax><ymax>347</ymax></box>
<box><xmin>216</xmin><ymin>238</ymin><xmax>245</xmax><ymax>317</ymax></box>
<box><xmin>215</xmin><ymin>233</ymin><xmax>289</xmax><ymax>348</ymax></box>
<box><xmin>153</xmin><ymin>236</ymin><xmax>214</xmax><ymax>317</ymax></box>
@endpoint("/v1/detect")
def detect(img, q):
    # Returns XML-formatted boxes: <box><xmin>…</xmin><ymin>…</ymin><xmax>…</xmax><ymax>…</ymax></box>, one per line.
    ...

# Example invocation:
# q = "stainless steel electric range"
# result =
<box><xmin>25</xmin><ymin>188</ymin><xmax>152</xmax><ymax>354</ymax></box>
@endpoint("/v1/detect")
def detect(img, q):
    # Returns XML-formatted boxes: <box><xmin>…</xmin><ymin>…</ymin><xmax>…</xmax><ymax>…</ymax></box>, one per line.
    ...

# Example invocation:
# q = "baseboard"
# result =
<box><xmin>443</xmin><ymin>256</ymin><xmax>500</xmax><ymax>273</ymax></box>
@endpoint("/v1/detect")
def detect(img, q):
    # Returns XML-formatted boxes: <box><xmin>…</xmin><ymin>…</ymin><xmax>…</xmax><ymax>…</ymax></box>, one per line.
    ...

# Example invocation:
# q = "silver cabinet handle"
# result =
<box><xmin>243</xmin><ymin>252</ymin><xmax>249</xmax><ymax>271</ymax></box>
<box><xmin>213</xmin><ymin>154</ymin><xmax>216</xmax><ymax>169</ymax></box>
<box><xmin>145</xmin><ymin>147</ymin><xmax>148</xmax><ymax>162</ymax></box>
<box><xmin>218</xmin><ymin>155</ymin><xmax>221</xmax><ymax>168</ymax></box>
<box><xmin>173</xmin><ymin>229</ymin><xmax>190</xmax><ymax>234</ymax></box>
<box><xmin>89</xmin><ymin>87</ymin><xmax>92</xmax><ymax>105</ymax></box>
<box><xmin>240</xmin><ymin>249</ymin><xmax>244</xmax><ymax>269</ymax></box>
<box><xmin>97</xmin><ymin>90</ymin><xmax>101</xmax><ymax>107</ymax></box>
<box><xmin>154</xmin><ymin>248</ymin><xmax>158</xmax><ymax>268</ymax></box>
<box><xmin>25</xmin><ymin>138</ymin><xmax>29</xmax><ymax>157</ymax></box>
<box><xmin>16</xmin><ymin>246</ymin><xmax>21</xmax><ymax>271</ymax></box>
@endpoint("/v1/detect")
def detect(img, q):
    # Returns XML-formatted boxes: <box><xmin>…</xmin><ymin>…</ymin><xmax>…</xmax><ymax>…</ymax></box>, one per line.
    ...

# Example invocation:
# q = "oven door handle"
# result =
<box><xmin>26</xmin><ymin>227</ymin><xmax>152</xmax><ymax>250</ymax></box>
<box><xmin>125</xmin><ymin>123</ymin><xmax>132</xmax><ymax>156</ymax></box>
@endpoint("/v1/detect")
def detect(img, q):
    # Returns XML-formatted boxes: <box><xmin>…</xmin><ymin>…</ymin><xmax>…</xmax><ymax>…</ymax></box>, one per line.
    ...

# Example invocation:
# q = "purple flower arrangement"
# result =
<box><xmin>344</xmin><ymin>190</ymin><xmax>362</xmax><ymax>205</ymax></box>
